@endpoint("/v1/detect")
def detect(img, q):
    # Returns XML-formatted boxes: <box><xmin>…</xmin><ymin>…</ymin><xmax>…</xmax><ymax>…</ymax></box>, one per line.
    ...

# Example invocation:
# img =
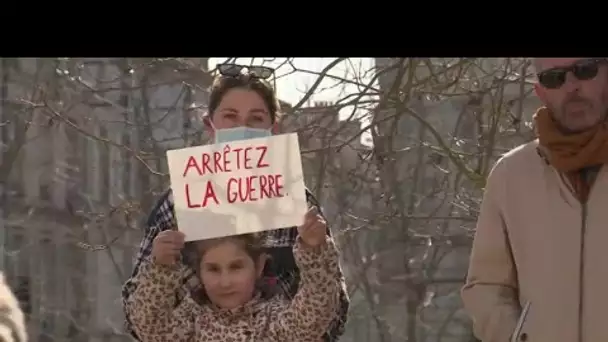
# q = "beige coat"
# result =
<box><xmin>126</xmin><ymin>237</ymin><xmax>342</xmax><ymax>342</ymax></box>
<box><xmin>462</xmin><ymin>140</ymin><xmax>608</xmax><ymax>342</ymax></box>
<box><xmin>0</xmin><ymin>273</ymin><xmax>27</xmax><ymax>342</ymax></box>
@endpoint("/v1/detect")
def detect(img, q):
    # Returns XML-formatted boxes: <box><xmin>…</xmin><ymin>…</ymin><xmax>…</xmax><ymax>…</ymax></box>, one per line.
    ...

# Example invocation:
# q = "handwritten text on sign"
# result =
<box><xmin>166</xmin><ymin>133</ymin><xmax>308</xmax><ymax>242</ymax></box>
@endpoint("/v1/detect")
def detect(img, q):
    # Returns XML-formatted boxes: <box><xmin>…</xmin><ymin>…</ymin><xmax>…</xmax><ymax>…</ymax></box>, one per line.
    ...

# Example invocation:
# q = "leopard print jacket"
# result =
<box><xmin>125</xmin><ymin>236</ymin><xmax>342</xmax><ymax>342</ymax></box>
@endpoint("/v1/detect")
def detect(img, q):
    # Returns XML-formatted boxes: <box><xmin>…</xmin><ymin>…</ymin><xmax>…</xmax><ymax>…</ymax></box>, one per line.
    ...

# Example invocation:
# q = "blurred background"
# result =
<box><xmin>0</xmin><ymin>57</ymin><xmax>540</xmax><ymax>341</ymax></box>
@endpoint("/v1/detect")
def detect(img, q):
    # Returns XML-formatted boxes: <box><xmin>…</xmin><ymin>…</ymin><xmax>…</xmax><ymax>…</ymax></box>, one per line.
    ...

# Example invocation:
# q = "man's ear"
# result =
<box><xmin>534</xmin><ymin>82</ymin><xmax>547</xmax><ymax>104</ymax></box>
<box><xmin>203</xmin><ymin>115</ymin><xmax>215</xmax><ymax>138</ymax></box>
<box><xmin>256</xmin><ymin>253</ymin><xmax>269</xmax><ymax>278</ymax></box>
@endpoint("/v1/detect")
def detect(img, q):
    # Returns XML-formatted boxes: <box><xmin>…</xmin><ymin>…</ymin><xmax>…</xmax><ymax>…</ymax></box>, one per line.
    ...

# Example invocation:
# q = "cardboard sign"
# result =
<box><xmin>166</xmin><ymin>133</ymin><xmax>308</xmax><ymax>242</ymax></box>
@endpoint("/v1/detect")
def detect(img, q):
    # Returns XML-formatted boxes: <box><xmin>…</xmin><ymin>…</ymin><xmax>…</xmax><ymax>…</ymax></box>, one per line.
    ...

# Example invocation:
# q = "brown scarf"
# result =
<box><xmin>534</xmin><ymin>107</ymin><xmax>608</xmax><ymax>201</ymax></box>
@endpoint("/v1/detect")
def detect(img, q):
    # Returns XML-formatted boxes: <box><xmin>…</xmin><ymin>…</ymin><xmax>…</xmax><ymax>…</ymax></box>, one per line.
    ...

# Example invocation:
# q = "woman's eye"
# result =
<box><xmin>229</xmin><ymin>263</ymin><xmax>244</xmax><ymax>271</ymax></box>
<box><xmin>206</xmin><ymin>266</ymin><xmax>220</xmax><ymax>273</ymax></box>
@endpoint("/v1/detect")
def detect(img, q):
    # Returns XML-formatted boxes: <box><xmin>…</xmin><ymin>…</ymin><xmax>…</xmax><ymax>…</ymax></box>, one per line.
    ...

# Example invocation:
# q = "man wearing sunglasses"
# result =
<box><xmin>462</xmin><ymin>58</ymin><xmax>608</xmax><ymax>342</ymax></box>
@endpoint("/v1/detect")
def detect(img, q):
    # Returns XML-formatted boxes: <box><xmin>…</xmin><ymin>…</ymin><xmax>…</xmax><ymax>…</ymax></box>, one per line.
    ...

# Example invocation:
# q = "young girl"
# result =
<box><xmin>125</xmin><ymin>207</ymin><xmax>342</xmax><ymax>341</ymax></box>
<box><xmin>122</xmin><ymin>66</ymin><xmax>349</xmax><ymax>342</ymax></box>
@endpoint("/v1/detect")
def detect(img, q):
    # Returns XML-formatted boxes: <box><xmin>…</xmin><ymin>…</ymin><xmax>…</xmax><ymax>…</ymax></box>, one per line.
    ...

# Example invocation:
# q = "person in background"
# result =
<box><xmin>126</xmin><ymin>208</ymin><xmax>341</xmax><ymax>341</ymax></box>
<box><xmin>122</xmin><ymin>64</ymin><xmax>349</xmax><ymax>341</ymax></box>
<box><xmin>0</xmin><ymin>273</ymin><xmax>27</xmax><ymax>342</ymax></box>
<box><xmin>462</xmin><ymin>58</ymin><xmax>608</xmax><ymax>342</ymax></box>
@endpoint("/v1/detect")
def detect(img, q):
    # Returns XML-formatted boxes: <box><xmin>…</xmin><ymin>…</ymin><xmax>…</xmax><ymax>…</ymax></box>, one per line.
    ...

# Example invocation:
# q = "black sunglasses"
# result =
<box><xmin>537</xmin><ymin>58</ymin><xmax>608</xmax><ymax>89</ymax></box>
<box><xmin>216</xmin><ymin>63</ymin><xmax>274</xmax><ymax>80</ymax></box>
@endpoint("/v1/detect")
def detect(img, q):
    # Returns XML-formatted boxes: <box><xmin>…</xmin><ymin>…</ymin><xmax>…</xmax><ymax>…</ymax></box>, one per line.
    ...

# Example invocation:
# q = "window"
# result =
<box><xmin>38</xmin><ymin>236</ymin><xmax>56</xmax><ymax>340</ymax></box>
<box><xmin>49</xmin><ymin>59</ymin><xmax>62</xmax><ymax>101</ymax></box>
<box><xmin>14</xmin><ymin>276</ymin><xmax>31</xmax><ymax>317</ymax></box>
<box><xmin>182</xmin><ymin>85</ymin><xmax>194</xmax><ymax>132</ymax></box>
<box><xmin>39</xmin><ymin>237</ymin><xmax>56</xmax><ymax>304</ymax></box>
<box><xmin>118</xmin><ymin>59</ymin><xmax>130</xmax><ymax>111</ymax></box>
<box><xmin>5</xmin><ymin>232</ymin><xmax>30</xmax><ymax>317</ymax></box>
<box><xmin>80</xmin><ymin>133</ymin><xmax>90</xmax><ymax>197</ymax></box>
<box><xmin>39</xmin><ymin>123</ymin><xmax>55</xmax><ymax>203</ymax></box>
<box><xmin>122</xmin><ymin>134</ymin><xmax>132</xmax><ymax>197</ymax></box>
<box><xmin>0</xmin><ymin>60</ymin><xmax>8</xmax><ymax>157</ymax></box>
<box><xmin>39</xmin><ymin>184</ymin><xmax>51</xmax><ymax>201</ymax></box>
<box><xmin>82</xmin><ymin>60</ymin><xmax>111</xmax><ymax>108</ymax></box>
<box><xmin>122</xmin><ymin>230</ymin><xmax>135</xmax><ymax>272</ymax></box>
<box><xmin>64</xmin><ymin>117</ymin><xmax>81</xmax><ymax>209</ymax></box>
<box><xmin>64</xmin><ymin>240</ymin><xmax>87</xmax><ymax>335</ymax></box>
<box><xmin>98</xmin><ymin>126</ymin><xmax>110</xmax><ymax>203</ymax></box>
<box><xmin>152</xmin><ymin>84</ymin><xmax>185</xmax><ymax>111</ymax></box>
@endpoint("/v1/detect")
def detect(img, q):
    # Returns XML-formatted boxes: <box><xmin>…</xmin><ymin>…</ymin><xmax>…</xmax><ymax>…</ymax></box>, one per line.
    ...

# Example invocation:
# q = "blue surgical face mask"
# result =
<box><xmin>213</xmin><ymin>126</ymin><xmax>272</xmax><ymax>144</ymax></box>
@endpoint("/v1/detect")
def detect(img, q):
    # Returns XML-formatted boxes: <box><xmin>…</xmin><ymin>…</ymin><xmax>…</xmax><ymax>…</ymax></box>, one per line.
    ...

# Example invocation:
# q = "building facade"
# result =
<box><xmin>282</xmin><ymin>101</ymin><xmax>381</xmax><ymax>341</ymax></box>
<box><xmin>0</xmin><ymin>57</ymin><xmax>212</xmax><ymax>341</ymax></box>
<box><xmin>372</xmin><ymin>57</ymin><xmax>541</xmax><ymax>342</ymax></box>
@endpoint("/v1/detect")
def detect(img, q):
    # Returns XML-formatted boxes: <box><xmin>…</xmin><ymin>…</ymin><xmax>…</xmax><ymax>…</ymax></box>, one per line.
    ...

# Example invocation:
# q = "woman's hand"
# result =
<box><xmin>151</xmin><ymin>230</ymin><xmax>185</xmax><ymax>266</ymax></box>
<box><xmin>297</xmin><ymin>207</ymin><xmax>327</xmax><ymax>248</ymax></box>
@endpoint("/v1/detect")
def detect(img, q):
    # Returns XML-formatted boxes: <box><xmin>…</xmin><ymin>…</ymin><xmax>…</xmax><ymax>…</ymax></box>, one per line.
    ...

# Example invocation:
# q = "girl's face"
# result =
<box><xmin>199</xmin><ymin>239</ymin><xmax>265</xmax><ymax>310</ymax></box>
<box><xmin>207</xmin><ymin>88</ymin><xmax>276</xmax><ymax>133</ymax></box>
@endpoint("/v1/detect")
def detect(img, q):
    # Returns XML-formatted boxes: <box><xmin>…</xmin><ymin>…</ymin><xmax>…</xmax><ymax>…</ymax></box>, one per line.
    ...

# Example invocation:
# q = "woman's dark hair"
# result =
<box><xmin>183</xmin><ymin>233</ymin><xmax>277</xmax><ymax>303</ymax></box>
<box><xmin>207</xmin><ymin>75</ymin><xmax>281</xmax><ymax>123</ymax></box>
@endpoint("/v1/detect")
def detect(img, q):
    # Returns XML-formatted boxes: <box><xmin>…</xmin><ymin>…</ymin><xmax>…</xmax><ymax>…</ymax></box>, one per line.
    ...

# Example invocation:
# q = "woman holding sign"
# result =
<box><xmin>122</xmin><ymin>64</ymin><xmax>349</xmax><ymax>341</ymax></box>
<box><xmin>125</xmin><ymin>207</ymin><xmax>341</xmax><ymax>341</ymax></box>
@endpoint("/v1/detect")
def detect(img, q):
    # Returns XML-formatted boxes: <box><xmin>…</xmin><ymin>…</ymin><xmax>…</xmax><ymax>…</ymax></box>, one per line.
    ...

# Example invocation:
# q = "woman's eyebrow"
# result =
<box><xmin>218</xmin><ymin>108</ymin><xmax>238</xmax><ymax>113</ymax></box>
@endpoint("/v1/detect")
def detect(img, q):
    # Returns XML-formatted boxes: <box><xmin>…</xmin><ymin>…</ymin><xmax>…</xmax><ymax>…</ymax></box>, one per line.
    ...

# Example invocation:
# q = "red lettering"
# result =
<box><xmin>256</xmin><ymin>146</ymin><xmax>269</xmax><ymax>168</ymax></box>
<box><xmin>185</xmin><ymin>183</ymin><xmax>200</xmax><ymax>208</ymax></box>
<box><xmin>259</xmin><ymin>175</ymin><xmax>269</xmax><ymax>199</ymax></box>
<box><xmin>226</xmin><ymin>178</ymin><xmax>238</xmax><ymax>203</ymax></box>
<box><xmin>183</xmin><ymin>156</ymin><xmax>203</xmax><ymax>177</ymax></box>
<box><xmin>202</xmin><ymin>153</ymin><xmax>213</xmax><ymax>174</ymax></box>
<box><xmin>244</xmin><ymin>147</ymin><xmax>253</xmax><ymax>169</ymax></box>
<box><xmin>274</xmin><ymin>174</ymin><xmax>284</xmax><ymax>196</ymax></box>
<box><xmin>261</xmin><ymin>174</ymin><xmax>284</xmax><ymax>198</ymax></box>
<box><xmin>202</xmin><ymin>181</ymin><xmax>219</xmax><ymax>207</ymax></box>
<box><xmin>238</xmin><ymin>178</ymin><xmax>248</xmax><ymax>202</ymax></box>
<box><xmin>233</xmin><ymin>148</ymin><xmax>243</xmax><ymax>169</ymax></box>
<box><xmin>185</xmin><ymin>181</ymin><xmax>219</xmax><ymax>208</ymax></box>
<box><xmin>226</xmin><ymin>174</ymin><xmax>284</xmax><ymax>204</ymax></box>
<box><xmin>267</xmin><ymin>175</ymin><xmax>276</xmax><ymax>197</ymax></box>
<box><xmin>213</xmin><ymin>152</ymin><xmax>223</xmax><ymax>172</ymax></box>
<box><xmin>223</xmin><ymin>151</ymin><xmax>231</xmax><ymax>173</ymax></box>
<box><xmin>248</xmin><ymin>176</ymin><xmax>258</xmax><ymax>201</ymax></box>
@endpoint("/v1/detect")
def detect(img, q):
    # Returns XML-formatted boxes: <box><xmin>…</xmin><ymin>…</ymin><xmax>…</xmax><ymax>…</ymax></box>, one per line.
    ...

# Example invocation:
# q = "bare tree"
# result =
<box><xmin>272</xmin><ymin>57</ymin><xmax>538</xmax><ymax>342</ymax></box>
<box><xmin>1</xmin><ymin>57</ymin><xmax>539</xmax><ymax>341</ymax></box>
<box><xmin>0</xmin><ymin>57</ymin><xmax>213</xmax><ymax>341</ymax></box>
